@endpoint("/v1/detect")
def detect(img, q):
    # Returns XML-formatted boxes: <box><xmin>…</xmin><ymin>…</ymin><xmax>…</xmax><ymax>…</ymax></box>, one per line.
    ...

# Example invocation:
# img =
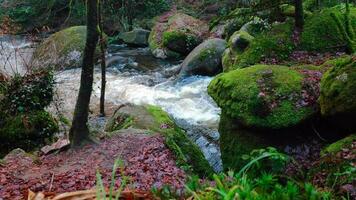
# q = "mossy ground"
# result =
<box><xmin>209</xmin><ymin>65</ymin><xmax>314</xmax><ymax>129</ymax></box>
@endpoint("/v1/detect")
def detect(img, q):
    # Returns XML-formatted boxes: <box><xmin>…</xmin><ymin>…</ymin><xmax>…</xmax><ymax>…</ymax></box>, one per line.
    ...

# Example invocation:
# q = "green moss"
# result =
<box><xmin>300</xmin><ymin>5</ymin><xmax>356</xmax><ymax>52</ymax></box>
<box><xmin>209</xmin><ymin>65</ymin><xmax>315</xmax><ymax>129</ymax></box>
<box><xmin>32</xmin><ymin>26</ymin><xmax>103</xmax><ymax>69</ymax></box>
<box><xmin>322</xmin><ymin>134</ymin><xmax>356</xmax><ymax>156</ymax></box>
<box><xmin>145</xmin><ymin>105</ymin><xmax>213</xmax><ymax>176</ymax></box>
<box><xmin>228</xmin><ymin>31</ymin><xmax>254</xmax><ymax>53</ymax></box>
<box><xmin>319</xmin><ymin>56</ymin><xmax>356</xmax><ymax>117</ymax></box>
<box><xmin>224</xmin><ymin>22</ymin><xmax>294</xmax><ymax>71</ymax></box>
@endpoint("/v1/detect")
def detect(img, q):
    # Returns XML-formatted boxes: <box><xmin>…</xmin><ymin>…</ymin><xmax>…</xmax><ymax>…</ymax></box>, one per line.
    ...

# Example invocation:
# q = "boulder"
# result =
<box><xmin>208</xmin><ymin>65</ymin><xmax>318</xmax><ymax>129</ymax></box>
<box><xmin>31</xmin><ymin>26</ymin><xmax>102</xmax><ymax>70</ymax></box>
<box><xmin>105</xmin><ymin>104</ymin><xmax>213</xmax><ymax>176</ymax></box>
<box><xmin>119</xmin><ymin>29</ymin><xmax>150</xmax><ymax>47</ymax></box>
<box><xmin>229</xmin><ymin>31</ymin><xmax>254</xmax><ymax>53</ymax></box>
<box><xmin>148</xmin><ymin>12</ymin><xmax>209</xmax><ymax>59</ymax></box>
<box><xmin>300</xmin><ymin>5</ymin><xmax>356</xmax><ymax>52</ymax></box>
<box><xmin>222</xmin><ymin>22</ymin><xmax>294</xmax><ymax>71</ymax></box>
<box><xmin>319</xmin><ymin>56</ymin><xmax>356</xmax><ymax>130</ymax></box>
<box><xmin>178</xmin><ymin>38</ymin><xmax>227</xmax><ymax>77</ymax></box>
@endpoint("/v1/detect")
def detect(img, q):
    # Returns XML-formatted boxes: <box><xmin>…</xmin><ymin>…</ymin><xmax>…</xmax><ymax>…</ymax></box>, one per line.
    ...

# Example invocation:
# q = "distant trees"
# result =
<box><xmin>69</xmin><ymin>0</ymin><xmax>99</xmax><ymax>147</ymax></box>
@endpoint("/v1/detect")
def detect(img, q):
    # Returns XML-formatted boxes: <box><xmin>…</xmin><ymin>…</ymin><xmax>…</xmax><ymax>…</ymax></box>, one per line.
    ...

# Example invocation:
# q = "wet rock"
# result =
<box><xmin>119</xmin><ymin>29</ymin><xmax>150</xmax><ymax>47</ymax></box>
<box><xmin>31</xmin><ymin>26</ymin><xmax>103</xmax><ymax>70</ymax></box>
<box><xmin>148</xmin><ymin>12</ymin><xmax>209</xmax><ymax>59</ymax></box>
<box><xmin>179</xmin><ymin>38</ymin><xmax>227</xmax><ymax>77</ymax></box>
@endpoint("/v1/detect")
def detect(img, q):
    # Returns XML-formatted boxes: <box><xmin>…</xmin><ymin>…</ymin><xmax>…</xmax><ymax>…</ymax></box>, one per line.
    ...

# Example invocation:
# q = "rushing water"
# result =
<box><xmin>0</xmin><ymin>37</ymin><xmax>223</xmax><ymax>172</ymax></box>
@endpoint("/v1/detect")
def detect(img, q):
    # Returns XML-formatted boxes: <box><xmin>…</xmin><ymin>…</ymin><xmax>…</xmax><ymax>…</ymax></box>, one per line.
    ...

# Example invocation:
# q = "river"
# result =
<box><xmin>0</xmin><ymin>36</ymin><xmax>223</xmax><ymax>172</ymax></box>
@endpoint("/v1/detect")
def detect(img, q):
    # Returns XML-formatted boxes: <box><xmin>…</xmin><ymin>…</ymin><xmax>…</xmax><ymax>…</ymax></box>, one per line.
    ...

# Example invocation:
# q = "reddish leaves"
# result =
<box><xmin>0</xmin><ymin>133</ymin><xmax>186</xmax><ymax>199</ymax></box>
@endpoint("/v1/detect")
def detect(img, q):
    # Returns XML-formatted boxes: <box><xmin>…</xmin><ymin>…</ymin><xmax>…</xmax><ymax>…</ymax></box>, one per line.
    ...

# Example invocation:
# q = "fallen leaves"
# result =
<box><xmin>0</xmin><ymin>133</ymin><xmax>186</xmax><ymax>199</ymax></box>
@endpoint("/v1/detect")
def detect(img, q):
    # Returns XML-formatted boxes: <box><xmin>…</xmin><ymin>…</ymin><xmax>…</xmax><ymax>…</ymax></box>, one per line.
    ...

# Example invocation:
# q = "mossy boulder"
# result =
<box><xmin>178</xmin><ymin>38</ymin><xmax>227</xmax><ymax>77</ymax></box>
<box><xmin>321</xmin><ymin>134</ymin><xmax>356</xmax><ymax>156</ymax></box>
<box><xmin>222</xmin><ymin>22</ymin><xmax>294</xmax><ymax>71</ymax></box>
<box><xmin>0</xmin><ymin>111</ymin><xmax>58</xmax><ymax>156</ymax></box>
<box><xmin>208</xmin><ymin>65</ymin><xmax>318</xmax><ymax>130</ymax></box>
<box><xmin>118</xmin><ymin>28</ymin><xmax>150</xmax><ymax>47</ymax></box>
<box><xmin>105</xmin><ymin>104</ymin><xmax>213</xmax><ymax>176</ymax></box>
<box><xmin>31</xmin><ymin>26</ymin><xmax>103</xmax><ymax>70</ymax></box>
<box><xmin>229</xmin><ymin>31</ymin><xmax>254</xmax><ymax>53</ymax></box>
<box><xmin>319</xmin><ymin>56</ymin><xmax>356</xmax><ymax>130</ymax></box>
<box><xmin>148</xmin><ymin>12</ymin><xmax>209</xmax><ymax>59</ymax></box>
<box><xmin>300</xmin><ymin>5</ymin><xmax>356</xmax><ymax>52</ymax></box>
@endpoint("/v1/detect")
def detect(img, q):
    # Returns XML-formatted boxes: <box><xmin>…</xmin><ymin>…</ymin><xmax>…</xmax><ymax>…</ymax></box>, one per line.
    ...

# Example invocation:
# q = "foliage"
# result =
<box><xmin>0</xmin><ymin>0</ymin><xmax>85</xmax><ymax>31</ymax></box>
<box><xmin>153</xmin><ymin>147</ymin><xmax>331</xmax><ymax>200</ymax></box>
<box><xmin>0</xmin><ymin>71</ymin><xmax>57</xmax><ymax>156</ymax></box>
<box><xmin>96</xmin><ymin>159</ymin><xmax>127</xmax><ymax>200</ymax></box>
<box><xmin>0</xmin><ymin>71</ymin><xmax>54</xmax><ymax>115</ymax></box>
<box><xmin>0</xmin><ymin>110</ymin><xmax>58</xmax><ymax>155</ymax></box>
<box><xmin>0</xmin><ymin>0</ymin><xmax>170</xmax><ymax>33</ymax></box>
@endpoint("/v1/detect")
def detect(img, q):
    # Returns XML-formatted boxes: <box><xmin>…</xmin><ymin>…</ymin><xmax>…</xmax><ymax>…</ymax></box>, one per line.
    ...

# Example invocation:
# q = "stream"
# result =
<box><xmin>1</xmin><ymin>37</ymin><xmax>223</xmax><ymax>172</ymax></box>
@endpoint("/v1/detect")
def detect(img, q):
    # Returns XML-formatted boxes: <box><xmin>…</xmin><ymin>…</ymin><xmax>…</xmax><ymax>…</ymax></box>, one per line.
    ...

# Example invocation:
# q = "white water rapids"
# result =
<box><xmin>1</xmin><ymin>38</ymin><xmax>223</xmax><ymax>172</ymax></box>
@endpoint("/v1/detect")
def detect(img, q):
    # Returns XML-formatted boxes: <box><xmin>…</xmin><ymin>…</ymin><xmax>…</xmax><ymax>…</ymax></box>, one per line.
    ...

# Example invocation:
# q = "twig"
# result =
<box><xmin>49</xmin><ymin>173</ymin><xmax>55</xmax><ymax>192</ymax></box>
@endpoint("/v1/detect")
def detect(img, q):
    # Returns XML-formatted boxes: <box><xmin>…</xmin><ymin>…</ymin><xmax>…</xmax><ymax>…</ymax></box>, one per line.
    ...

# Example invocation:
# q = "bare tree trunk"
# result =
<box><xmin>99</xmin><ymin>1</ymin><xmax>106</xmax><ymax>117</ymax></box>
<box><xmin>294</xmin><ymin>0</ymin><xmax>304</xmax><ymax>30</ymax></box>
<box><xmin>69</xmin><ymin>0</ymin><xmax>99</xmax><ymax>147</ymax></box>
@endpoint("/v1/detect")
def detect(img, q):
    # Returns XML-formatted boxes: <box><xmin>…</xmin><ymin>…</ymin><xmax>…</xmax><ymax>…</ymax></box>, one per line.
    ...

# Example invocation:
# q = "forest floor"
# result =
<box><xmin>0</xmin><ymin>131</ymin><xmax>186</xmax><ymax>200</ymax></box>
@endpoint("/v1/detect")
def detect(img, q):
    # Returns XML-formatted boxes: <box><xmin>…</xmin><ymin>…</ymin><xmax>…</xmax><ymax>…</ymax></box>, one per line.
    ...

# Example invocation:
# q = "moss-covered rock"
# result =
<box><xmin>319</xmin><ymin>56</ymin><xmax>356</xmax><ymax>130</ymax></box>
<box><xmin>229</xmin><ymin>31</ymin><xmax>254</xmax><ymax>53</ymax></box>
<box><xmin>0</xmin><ymin>111</ymin><xmax>58</xmax><ymax>155</ymax></box>
<box><xmin>208</xmin><ymin>65</ymin><xmax>317</xmax><ymax>129</ymax></box>
<box><xmin>31</xmin><ymin>26</ymin><xmax>103</xmax><ymax>70</ymax></box>
<box><xmin>222</xmin><ymin>22</ymin><xmax>294</xmax><ymax>71</ymax></box>
<box><xmin>300</xmin><ymin>5</ymin><xmax>356</xmax><ymax>52</ymax></box>
<box><xmin>105</xmin><ymin>104</ymin><xmax>213</xmax><ymax>176</ymax></box>
<box><xmin>148</xmin><ymin>12</ymin><xmax>209</xmax><ymax>59</ymax></box>
<box><xmin>178</xmin><ymin>38</ymin><xmax>227</xmax><ymax>77</ymax></box>
<box><xmin>118</xmin><ymin>28</ymin><xmax>150</xmax><ymax>47</ymax></box>
<box><xmin>321</xmin><ymin>134</ymin><xmax>356</xmax><ymax>156</ymax></box>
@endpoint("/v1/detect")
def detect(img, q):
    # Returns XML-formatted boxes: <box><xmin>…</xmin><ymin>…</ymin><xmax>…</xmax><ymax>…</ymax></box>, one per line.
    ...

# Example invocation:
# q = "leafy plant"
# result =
<box><xmin>96</xmin><ymin>159</ymin><xmax>128</xmax><ymax>200</ymax></box>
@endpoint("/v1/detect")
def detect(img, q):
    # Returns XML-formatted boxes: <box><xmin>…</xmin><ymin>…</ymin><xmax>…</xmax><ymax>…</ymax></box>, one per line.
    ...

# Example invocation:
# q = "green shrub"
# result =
<box><xmin>0</xmin><ymin>110</ymin><xmax>58</xmax><ymax>154</ymax></box>
<box><xmin>1</xmin><ymin>71</ymin><xmax>54</xmax><ymax>115</ymax></box>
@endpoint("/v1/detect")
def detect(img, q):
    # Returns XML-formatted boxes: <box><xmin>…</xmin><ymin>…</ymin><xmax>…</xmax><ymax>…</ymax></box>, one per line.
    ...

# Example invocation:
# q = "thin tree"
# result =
<box><xmin>99</xmin><ymin>0</ymin><xmax>106</xmax><ymax>116</ymax></box>
<box><xmin>69</xmin><ymin>0</ymin><xmax>99</xmax><ymax>147</ymax></box>
<box><xmin>294</xmin><ymin>0</ymin><xmax>304</xmax><ymax>30</ymax></box>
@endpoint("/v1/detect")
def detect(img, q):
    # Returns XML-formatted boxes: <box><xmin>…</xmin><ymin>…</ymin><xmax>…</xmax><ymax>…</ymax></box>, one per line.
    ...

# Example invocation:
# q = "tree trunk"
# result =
<box><xmin>294</xmin><ymin>0</ymin><xmax>304</xmax><ymax>30</ymax></box>
<box><xmin>99</xmin><ymin>1</ymin><xmax>106</xmax><ymax>116</ymax></box>
<box><xmin>69</xmin><ymin>0</ymin><xmax>99</xmax><ymax>147</ymax></box>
